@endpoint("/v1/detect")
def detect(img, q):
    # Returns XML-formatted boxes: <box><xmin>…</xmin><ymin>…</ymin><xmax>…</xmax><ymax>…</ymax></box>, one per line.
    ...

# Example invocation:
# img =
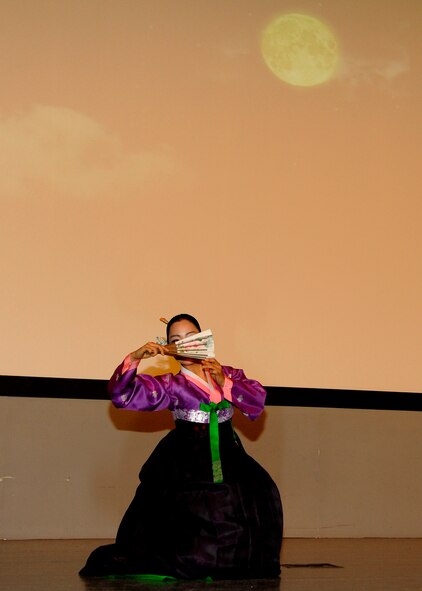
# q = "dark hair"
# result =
<box><xmin>166</xmin><ymin>314</ymin><xmax>201</xmax><ymax>341</ymax></box>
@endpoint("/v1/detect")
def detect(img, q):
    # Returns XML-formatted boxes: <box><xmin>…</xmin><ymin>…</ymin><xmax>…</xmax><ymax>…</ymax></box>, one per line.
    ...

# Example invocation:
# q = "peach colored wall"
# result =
<box><xmin>1</xmin><ymin>0</ymin><xmax>421</xmax><ymax>391</ymax></box>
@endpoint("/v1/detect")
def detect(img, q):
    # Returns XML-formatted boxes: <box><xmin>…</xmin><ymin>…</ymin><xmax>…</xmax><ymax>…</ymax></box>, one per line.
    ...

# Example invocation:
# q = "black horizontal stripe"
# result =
<box><xmin>0</xmin><ymin>374</ymin><xmax>420</xmax><ymax>411</ymax></box>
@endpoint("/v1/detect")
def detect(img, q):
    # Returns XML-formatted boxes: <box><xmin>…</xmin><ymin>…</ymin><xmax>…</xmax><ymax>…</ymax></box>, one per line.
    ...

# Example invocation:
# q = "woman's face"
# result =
<box><xmin>168</xmin><ymin>319</ymin><xmax>200</xmax><ymax>366</ymax></box>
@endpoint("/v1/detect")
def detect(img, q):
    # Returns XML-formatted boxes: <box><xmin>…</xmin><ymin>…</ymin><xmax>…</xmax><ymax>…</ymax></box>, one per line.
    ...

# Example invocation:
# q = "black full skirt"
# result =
<box><xmin>79</xmin><ymin>419</ymin><xmax>283</xmax><ymax>579</ymax></box>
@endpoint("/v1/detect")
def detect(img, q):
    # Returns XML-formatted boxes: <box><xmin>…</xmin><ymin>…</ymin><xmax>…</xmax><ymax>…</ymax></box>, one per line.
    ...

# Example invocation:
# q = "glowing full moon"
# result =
<box><xmin>261</xmin><ymin>13</ymin><xmax>339</xmax><ymax>87</ymax></box>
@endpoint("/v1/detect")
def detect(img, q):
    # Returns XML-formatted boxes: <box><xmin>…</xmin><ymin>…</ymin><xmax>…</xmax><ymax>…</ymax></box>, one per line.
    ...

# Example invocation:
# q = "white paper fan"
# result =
<box><xmin>166</xmin><ymin>329</ymin><xmax>215</xmax><ymax>359</ymax></box>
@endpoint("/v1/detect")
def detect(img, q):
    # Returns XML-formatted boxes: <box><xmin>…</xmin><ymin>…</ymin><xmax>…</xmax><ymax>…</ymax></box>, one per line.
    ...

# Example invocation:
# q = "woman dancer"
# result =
<box><xmin>80</xmin><ymin>313</ymin><xmax>283</xmax><ymax>579</ymax></box>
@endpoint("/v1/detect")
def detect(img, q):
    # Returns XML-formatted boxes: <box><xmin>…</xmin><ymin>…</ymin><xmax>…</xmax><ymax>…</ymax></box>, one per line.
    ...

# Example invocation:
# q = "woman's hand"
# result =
<box><xmin>202</xmin><ymin>358</ymin><xmax>225</xmax><ymax>388</ymax></box>
<box><xmin>130</xmin><ymin>342</ymin><xmax>168</xmax><ymax>361</ymax></box>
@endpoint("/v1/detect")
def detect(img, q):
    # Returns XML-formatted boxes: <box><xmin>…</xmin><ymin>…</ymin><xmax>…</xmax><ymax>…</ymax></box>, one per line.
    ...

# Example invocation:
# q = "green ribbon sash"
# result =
<box><xmin>199</xmin><ymin>399</ymin><xmax>231</xmax><ymax>484</ymax></box>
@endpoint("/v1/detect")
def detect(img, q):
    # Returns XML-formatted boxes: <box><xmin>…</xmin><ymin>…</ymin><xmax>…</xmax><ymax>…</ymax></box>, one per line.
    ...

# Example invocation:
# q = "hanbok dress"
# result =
<box><xmin>79</xmin><ymin>356</ymin><xmax>283</xmax><ymax>580</ymax></box>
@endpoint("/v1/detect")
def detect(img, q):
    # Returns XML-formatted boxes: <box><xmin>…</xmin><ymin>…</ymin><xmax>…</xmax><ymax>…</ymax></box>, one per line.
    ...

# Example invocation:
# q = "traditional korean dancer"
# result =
<box><xmin>80</xmin><ymin>313</ymin><xmax>283</xmax><ymax>580</ymax></box>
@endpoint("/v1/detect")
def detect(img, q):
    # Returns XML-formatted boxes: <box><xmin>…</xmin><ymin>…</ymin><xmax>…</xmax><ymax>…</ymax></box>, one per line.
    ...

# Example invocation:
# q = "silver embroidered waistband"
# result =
<box><xmin>172</xmin><ymin>407</ymin><xmax>234</xmax><ymax>424</ymax></box>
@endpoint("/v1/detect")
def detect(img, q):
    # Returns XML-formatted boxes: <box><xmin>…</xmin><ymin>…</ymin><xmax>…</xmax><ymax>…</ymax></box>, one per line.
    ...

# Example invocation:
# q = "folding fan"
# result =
<box><xmin>165</xmin><ymin>329</ymin><xmax>215</xmax><ymax>359</ymax></box>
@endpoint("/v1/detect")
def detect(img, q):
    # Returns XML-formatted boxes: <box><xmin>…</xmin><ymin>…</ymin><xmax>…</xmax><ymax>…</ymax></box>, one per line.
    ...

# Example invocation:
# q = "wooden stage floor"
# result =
<box><xmin>1</xmin><ymin>538</ymin><xmax>422</xmax><ymax>591</ymax></box>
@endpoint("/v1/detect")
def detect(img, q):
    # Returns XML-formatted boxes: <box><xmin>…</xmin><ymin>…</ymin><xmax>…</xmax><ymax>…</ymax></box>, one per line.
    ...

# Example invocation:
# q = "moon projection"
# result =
<box><xmin>261</xmin><ymin>13</ymin><xmax>339</xmax><ymax>87</ymax></box>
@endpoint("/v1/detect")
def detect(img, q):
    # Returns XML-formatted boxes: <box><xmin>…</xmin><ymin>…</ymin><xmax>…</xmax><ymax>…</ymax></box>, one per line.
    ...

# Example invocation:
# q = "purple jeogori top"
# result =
<box><xmin>108</xmin><ymin>357</ymin><xmax>267</xmax><ymax>421</ymax></box>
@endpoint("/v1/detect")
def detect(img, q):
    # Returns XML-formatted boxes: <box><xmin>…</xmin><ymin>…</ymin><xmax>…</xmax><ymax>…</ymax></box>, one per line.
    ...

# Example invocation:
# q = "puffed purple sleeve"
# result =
<box><xmin>108</xmin><ymin>361</ymin><xmax>174</xmax><ymax>411</ymax></box>
<box><xmin>221</xmin><ymin>366</ymin><xmax>266</xmax><ymax>420</ymax></box>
